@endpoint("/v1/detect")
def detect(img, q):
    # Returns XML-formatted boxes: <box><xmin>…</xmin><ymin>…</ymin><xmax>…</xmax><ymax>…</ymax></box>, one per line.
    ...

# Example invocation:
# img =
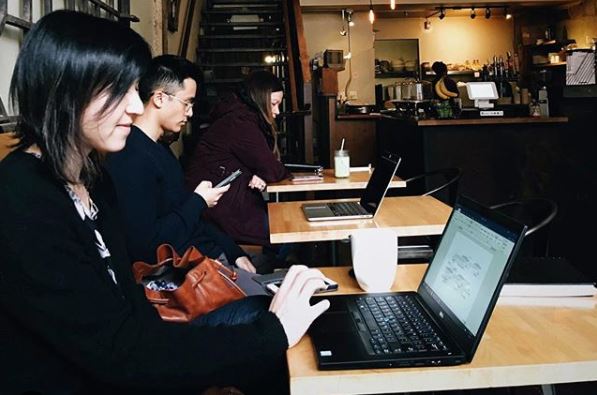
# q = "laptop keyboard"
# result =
<box><xmin>328</xmin><ymin>202</ymin><xmax>369</xmax><ymax>216</ymax></box>
<box><xmin>352</xmin><ymin>295</ymin><xmax>449</xmax><ymax>356</ymax></box>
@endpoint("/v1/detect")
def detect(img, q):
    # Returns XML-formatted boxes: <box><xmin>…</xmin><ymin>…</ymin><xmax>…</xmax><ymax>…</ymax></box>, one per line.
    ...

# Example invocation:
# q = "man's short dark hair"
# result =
<box><xmin>139</xmin><ymin>55</ymin><xmax>200</xmax><ymax>102</ymax></box>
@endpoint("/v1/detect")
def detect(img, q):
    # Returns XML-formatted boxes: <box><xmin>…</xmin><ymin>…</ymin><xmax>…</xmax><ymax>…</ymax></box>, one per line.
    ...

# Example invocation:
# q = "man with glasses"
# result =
<box><xmin>105</xmin><ymin>55</ymin><xmax>260</xmax><ymax>292</ymax></box>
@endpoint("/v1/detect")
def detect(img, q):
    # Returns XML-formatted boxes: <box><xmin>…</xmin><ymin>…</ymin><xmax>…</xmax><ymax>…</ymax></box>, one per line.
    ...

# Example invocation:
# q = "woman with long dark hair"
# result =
<box><xmin>184</xmin><ymin>71</ymin><xmax>290</xmax><ymax>264</ymax></box>
<box><xmin>0</xmin><ymin>11</ymin><xmax>328</xmax><ymax>394</ymax></box>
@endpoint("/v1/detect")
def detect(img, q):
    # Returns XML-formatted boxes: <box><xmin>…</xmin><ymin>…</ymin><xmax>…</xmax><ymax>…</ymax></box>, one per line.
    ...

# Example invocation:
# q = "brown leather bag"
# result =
<box><xmin>132</xmin><ymin>244</ymin><xmax>246</xmax><ymax>322</ymax></box>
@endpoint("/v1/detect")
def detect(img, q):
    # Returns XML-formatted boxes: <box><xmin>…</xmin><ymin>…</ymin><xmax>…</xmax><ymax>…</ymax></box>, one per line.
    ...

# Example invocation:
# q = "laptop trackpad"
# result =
<box><xmin>312</xmin><ymin>312</ymin><xmax>356</xmax><ymax>334</ymax></box>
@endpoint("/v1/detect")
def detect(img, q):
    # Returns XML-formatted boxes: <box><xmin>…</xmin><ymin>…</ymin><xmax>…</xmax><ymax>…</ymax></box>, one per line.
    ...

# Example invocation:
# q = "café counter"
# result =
<box><xmin>376</xmin><ymin>115</ymin><xmax>569</xmax><ymax>204</ymax></box>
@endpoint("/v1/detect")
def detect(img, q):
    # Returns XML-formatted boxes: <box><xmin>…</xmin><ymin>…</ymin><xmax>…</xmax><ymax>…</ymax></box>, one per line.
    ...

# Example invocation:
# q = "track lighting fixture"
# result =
<box><xmin>369</xmin><ymin>0</ymin><xmax>375</xmax><ymax>24</ymax></box>
<box><xmin>424</xmin><ymin>18</ymin><xmax>431</xmax><ymax>30</ymax></box>
<box><xmin>470</xmin><ymin>7</ymin><xmax>476</xmax><ymax>19</ymax></box>
<box><xmin>485</xmin><ymin>7</ymin><xmax>491</xmax><ymax>19</ymax></box>
<box><xmin>505</xmin><ymin>7</ymin><xmax>512</xmax><ymax>19</ymax></box>
<box><xmin>439</xmin><ymin>7</ymin><xmax>446</xmax><ymax>20</ymax></box>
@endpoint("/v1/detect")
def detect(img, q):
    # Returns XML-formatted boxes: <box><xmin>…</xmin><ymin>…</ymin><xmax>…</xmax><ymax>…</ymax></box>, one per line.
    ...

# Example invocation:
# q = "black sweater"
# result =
<box><xmin>0</xmin><ymin>151</ymin><xmax>287</xmax><ymax>394</ymax></box>
<box><xmin>105</xmin><ymin>126</ymin><xmax>245</xmax><ymax>264</ymax></box>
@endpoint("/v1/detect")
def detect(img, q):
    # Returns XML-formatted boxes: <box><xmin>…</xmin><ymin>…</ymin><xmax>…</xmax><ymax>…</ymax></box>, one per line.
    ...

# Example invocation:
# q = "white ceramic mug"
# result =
<box><xmin>351</xmin><ymin>228</ymin><xmax>398</xmax><ymax>292</ymax></box>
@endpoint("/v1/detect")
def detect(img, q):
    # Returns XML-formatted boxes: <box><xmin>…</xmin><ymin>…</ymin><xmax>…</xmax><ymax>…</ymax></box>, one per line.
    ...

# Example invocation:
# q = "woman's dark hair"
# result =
<box><xmin>138</xmin><ymin>54</ymin><xmax>200</xmax><ymax>103</ymax></box>
<box><xmin>239</xmin><ymin>70</ymin><xmax>284</xmax><ymax>157</ymax></box>
<box><xmin>9</xmin><ymin>10</ymin><xmax>151</xmax><ymax>186</ymax></box>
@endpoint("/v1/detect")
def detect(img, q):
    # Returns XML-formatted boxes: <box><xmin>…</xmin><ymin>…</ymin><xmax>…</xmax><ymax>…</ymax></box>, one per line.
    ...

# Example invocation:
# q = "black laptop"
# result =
<box><xmin>309</xmin><ymin>195</ymin><xmax>527</xmax><ymax>370</ymax></box>
<box><xmin>301</xmin><ymin>154</ymin><xmax>401</xmax><ymax>222</ymax></box>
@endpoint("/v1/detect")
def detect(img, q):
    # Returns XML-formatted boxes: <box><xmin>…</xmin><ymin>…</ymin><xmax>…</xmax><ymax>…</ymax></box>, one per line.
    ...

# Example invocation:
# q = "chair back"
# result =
<box><xmin>403</xmin><ymin>167</ymin><xmax>462</xmax><ymax>205</ymax></box>
<box><xmin>489</xmin><ymin>198</ymin><xmax>558</xmax><ymax>257</ymax></box>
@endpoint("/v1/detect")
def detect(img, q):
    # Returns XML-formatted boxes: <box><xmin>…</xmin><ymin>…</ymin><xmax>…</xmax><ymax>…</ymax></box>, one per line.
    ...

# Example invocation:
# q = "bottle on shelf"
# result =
<box><xmin>538</xmin><ymin>86</ymin><xmax>549</xmax><ymax>117</ymax></box>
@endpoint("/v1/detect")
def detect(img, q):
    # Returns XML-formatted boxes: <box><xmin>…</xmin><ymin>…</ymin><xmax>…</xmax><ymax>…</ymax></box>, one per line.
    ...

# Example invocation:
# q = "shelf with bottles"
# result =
<box><xmin>375</xmin><ymin>71</ymin><xmax>418</xmax><ymax>79</ymax></box>
<box><xmin>424</xmin><ymin>70</ymin><xmax>478</xmax><ymax>76</ymax></box>
<box><xmin>523</xmin><ymin>39</ymin><xmax>576</xmax><ymax>49</ymax></box>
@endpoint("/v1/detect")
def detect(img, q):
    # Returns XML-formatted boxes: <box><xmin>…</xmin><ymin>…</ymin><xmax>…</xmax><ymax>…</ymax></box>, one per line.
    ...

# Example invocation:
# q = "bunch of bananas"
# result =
<box><xmin>434</xmin><ymin>77</ymin><xmax>458</xmax><ymax>100</ymax></box>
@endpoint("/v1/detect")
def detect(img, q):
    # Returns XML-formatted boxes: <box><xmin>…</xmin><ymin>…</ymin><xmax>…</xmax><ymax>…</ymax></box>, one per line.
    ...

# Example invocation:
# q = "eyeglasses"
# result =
<box><xmin>165</xmin><ymin>93</ymin><xmax>194</xmax><ymax>111</ymax></box>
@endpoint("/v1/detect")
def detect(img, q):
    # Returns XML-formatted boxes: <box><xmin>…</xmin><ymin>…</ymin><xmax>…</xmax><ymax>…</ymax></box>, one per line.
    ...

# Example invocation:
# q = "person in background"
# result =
<box><xmin>431</xmin><ymin>61</ymin><xmax>459</xmax><ymax>99</ymax></box>
<box><xmin>0</xmin><ymin>10</ymin><xmax>329</xmax><ymax>395</ymax></box>
<box><xmin>104</xmin><ymin>55</ymin><xmax>259</xmax><ymax>282</ymax></box>
<box><xmin>184</xmin><ymin>70</ymin><xmax>291</xmax><ymax>272</ymax></box>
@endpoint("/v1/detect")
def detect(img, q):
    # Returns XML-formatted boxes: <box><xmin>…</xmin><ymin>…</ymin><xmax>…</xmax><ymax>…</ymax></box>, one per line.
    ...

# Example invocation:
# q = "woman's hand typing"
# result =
<box><xmin>269</xmin><ymin>265</ymin><xmax>331</xmax><ymax>348</ymax></box>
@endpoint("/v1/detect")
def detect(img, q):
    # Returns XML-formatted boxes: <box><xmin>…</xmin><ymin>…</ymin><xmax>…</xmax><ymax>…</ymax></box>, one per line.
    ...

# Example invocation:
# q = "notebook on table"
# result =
<box><xmin>301</xmin><ymin>153</ymin><xmax>401</xmax><ymax>222</ymax></box>
<box><xmin>309</xmin><ymin>195</ymin><xmax>527</xmax><ymax>370</ymax></box>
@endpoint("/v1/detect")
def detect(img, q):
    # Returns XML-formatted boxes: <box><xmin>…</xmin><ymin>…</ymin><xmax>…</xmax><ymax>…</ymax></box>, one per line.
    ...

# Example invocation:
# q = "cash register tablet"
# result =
<box><xmin>465</xmin><ymin>82</ymin><xmax>504</xmax><ymax>116</ymax></box>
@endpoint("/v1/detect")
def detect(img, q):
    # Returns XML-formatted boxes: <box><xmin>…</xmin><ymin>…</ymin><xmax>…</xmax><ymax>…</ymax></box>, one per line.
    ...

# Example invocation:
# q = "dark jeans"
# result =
<box><xmin>190</xmin><ymin>295</ymin><xmax>288</xmax><ymax>395</ymax></box>
<box><xmin>190</xmin><ymin>295</ymin><xmax>271</xmax><ymax>327</ymax></box>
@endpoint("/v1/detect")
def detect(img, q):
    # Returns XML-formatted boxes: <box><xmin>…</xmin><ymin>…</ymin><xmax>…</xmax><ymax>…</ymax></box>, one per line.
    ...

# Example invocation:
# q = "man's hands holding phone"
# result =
<box><xmin>194</xmin><ymin>181</ymin><xmax>229</xmax><ymax>207</ymax></box>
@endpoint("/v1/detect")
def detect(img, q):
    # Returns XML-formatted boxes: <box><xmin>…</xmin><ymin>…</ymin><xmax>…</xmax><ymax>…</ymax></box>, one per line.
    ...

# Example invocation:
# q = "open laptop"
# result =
<box><xmin>309</xmin><ymin>195</ymin><xmax>527</xmax><ymax>370</ymax></box>
<box><xmin>302</xmin><ymin>153</ymin><xmax>401</xmax><ymax>222</ymax></box>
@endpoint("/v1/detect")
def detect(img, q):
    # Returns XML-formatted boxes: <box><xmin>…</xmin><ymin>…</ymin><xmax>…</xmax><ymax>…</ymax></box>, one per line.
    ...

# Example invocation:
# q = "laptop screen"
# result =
<box><xmin>421</xmin><ymin>202</ymin><xmax>519</xmax><ymax>335</ymax></box>
<box><xmin>359</xmin><ymin>154</ymin><xmax>401</xmax><ymax>214</ymax></box>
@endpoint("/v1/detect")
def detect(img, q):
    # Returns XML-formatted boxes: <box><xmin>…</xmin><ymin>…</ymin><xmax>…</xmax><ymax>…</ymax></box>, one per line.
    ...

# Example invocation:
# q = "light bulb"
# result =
<box><xmin>369</xmin><ymin>8</ymin><xmax>375</xmax><ymax>24</ymax></box>
<box><xmin>424</xmin><ymin>19</ymin><xmax>431</xmax><ymax>30</ymax></box>
<box><xmin>390</xmin><ymin>0</ymin><xmax>396</xmax><ymax>10</ymax></box>
<box><xmin>470</xmin><ymin>8</ymin><xmax>476</xmax><ymax>19</ymax></box>
<box><xmin>505</xmin><ymin>7</ymin><xmax>512</xmax><ymax>19</ymax></box>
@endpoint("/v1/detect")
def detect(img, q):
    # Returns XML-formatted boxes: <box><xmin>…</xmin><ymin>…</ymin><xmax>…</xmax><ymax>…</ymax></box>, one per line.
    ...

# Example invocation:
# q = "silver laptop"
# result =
<box><xmin>302</xmin><ymin>154</ymin><xmax>401</xmax><ymax>222</ymax></box>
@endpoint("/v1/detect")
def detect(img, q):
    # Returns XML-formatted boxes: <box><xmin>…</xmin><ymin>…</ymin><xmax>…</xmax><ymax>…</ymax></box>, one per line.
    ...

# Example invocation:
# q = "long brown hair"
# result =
<box><xmin>242</xmin><ymin>71</ymin><xmax>284</xmax><ymax>158</ymax></box>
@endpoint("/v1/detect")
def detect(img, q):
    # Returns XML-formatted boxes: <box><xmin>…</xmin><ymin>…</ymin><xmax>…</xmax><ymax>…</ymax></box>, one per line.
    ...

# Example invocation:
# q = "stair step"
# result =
<box><xmin>198</xmin><ymin>47</ymin><xmax>286</xmax><ymax>53</ymax></box>
<box><xmin>204</xmin><ymin>78</ymin><xmax>245</xmax><ymax>84</ymax></box>
<box><xmin>204</xmin><ymin>77</ymin><xmax>287</xmax><ymax>84</ymax></box>
<box><xmin>198</xmin><ymin>62</ymin><xmax>286</xmax><ymax>67</ymax></box>
<box><xmin>202</xmin><ymin>21</ymin><xmax>282</xmax><ymax>27</ymax></box>
<box><xmin>204</xmin><ymin>9</ymin><xmax>281</xmax><ymax>15</ymax></box>
<box><xmin>210</xmin><ymin>0</ymin><xmax>281</xmax><ymax>4</ymax></box>
<box><xmin>199</xmin><ymin>34</ymin><xmax>284</xmax><ymax>39</ymax></box>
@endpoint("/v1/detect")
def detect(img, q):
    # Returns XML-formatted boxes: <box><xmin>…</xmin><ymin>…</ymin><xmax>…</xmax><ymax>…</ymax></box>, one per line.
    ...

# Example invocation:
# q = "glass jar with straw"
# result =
<box><xmin>334</xmin><ymin>138</ymin><xmax>350</xmax><ymax>178</ymax></box>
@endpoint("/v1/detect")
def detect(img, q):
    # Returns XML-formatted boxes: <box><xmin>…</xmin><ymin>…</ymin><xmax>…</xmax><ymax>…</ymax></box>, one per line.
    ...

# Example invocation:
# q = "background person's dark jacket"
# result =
<box><xmin>184</xmin><ymin>94</ymin><xmax>290</xmax><ymax>246</ymax></box>
<box><xmin>0</xmin><ymin>150</ymin><xmax>287</xmax><ymax>394</ymax></box>
<box><xmin>105</xmin><ymin>126</ymin><xmax>245</xmax><ymax>264</ymax></box>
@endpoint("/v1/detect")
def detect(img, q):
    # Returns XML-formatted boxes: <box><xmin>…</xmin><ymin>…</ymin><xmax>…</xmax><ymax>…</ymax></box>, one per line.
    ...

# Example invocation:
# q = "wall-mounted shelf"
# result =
<box><xmin>533</xmin><ymin>62</ymin><xmax>566</xmax><ymax>68</ymax></box>
<box><xmin>424</xmin><ymin>70</ymin><xmax>478</xmax><ymax>76</ymax></box>
<box><xmin>375</xmin><ymin>71</ymin><xmax>418</xmax><ymax>79</ymax></box>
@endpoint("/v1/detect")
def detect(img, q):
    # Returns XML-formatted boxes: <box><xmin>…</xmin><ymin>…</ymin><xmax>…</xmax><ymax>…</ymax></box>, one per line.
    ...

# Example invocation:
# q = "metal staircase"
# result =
<box><xmin>194</xmin><ymin>0</ymin><xmax>311</xmax><ymax>163</ymax></box>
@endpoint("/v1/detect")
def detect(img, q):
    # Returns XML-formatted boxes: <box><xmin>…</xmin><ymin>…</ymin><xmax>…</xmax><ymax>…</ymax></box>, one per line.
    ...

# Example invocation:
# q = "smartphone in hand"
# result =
<box><xmin>215</xmin><ymin>169</ymin><xmax>242</xmax><ymax>188</ymax></box>
<box><xmin>253</xmin><ymin>270</ymin><xmax>338</xmax><ymax>295</ymax></box>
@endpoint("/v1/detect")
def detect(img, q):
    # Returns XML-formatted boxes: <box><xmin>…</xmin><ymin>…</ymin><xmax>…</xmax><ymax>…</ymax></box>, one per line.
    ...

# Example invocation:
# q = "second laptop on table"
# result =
<box><xmin>301</xmin><ymin>153</ymin><xmax>401</xmax><ymax>222</ymax></box>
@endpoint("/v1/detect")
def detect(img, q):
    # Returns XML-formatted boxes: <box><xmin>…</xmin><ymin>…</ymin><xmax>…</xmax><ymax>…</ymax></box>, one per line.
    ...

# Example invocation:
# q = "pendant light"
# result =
<box><xmin>369</xmin><ymin>0</ymin><xmax>375</xmax><ymax>24</ymax></box>
<box><xmin>390</xmin><ymin>0</ymin><xmax>396</xmax><ymax>10</ymax></box>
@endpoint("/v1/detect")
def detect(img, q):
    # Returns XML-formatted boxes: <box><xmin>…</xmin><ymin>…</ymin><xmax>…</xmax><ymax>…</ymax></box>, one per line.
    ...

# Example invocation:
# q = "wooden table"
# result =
<box><xmin>267</xmin><ymin>169</ymin><xmax>405</xmax><ymax>194</ymax></box>
<box><xmin>268</xmin><ymin>196</ymin><xmax>452</xmax><ymax>244</ymax></box>
<box><xmin>288</xmin><ymin>266</ymin><xmax>597</xmax><ymax>395</ymax></box>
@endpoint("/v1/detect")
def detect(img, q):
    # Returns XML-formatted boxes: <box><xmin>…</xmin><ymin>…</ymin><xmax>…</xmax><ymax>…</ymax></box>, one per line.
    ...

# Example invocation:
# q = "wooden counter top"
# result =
<box><xmin>391</xmin><ymin>116</ymin><xmax>569</xmax><ymax>126</ymax></box>
<box><xmin>336</xmin><ymin>113</ymin><xmax>382</xmax><ymax>121</ymax></box>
